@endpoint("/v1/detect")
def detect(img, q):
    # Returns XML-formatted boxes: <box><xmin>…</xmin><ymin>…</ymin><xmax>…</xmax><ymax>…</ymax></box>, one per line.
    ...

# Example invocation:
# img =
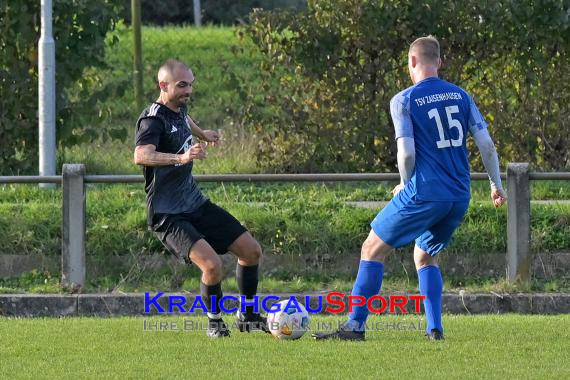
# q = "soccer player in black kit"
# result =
<box><xmin>134</xmin><ymin>59</ymin><xmax>268</xmax><ymax>338</ymax></box>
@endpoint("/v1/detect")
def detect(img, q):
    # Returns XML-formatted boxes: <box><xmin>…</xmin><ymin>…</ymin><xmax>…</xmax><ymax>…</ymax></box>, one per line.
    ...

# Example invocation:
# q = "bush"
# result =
<box><xmin>237</xmin><ymin>0</ymin><xmax>570</xmax><ymax>172</ymax></box>
<box><xmin>0</xmin><ymin>0</ymin><xmax>124</xmax><ymax>174</ymax></box>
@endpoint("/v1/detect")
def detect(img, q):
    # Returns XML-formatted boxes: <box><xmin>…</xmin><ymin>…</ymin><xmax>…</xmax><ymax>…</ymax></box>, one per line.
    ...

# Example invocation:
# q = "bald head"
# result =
<box><xmin>158</xmin><ymin>59</ymin><xmax>191</xmax><ymax>84</ymax></box>
<box><xmin>409</xmin><ymin>36</ymin><xmax>440</xmax><ymax>65</ymax></box>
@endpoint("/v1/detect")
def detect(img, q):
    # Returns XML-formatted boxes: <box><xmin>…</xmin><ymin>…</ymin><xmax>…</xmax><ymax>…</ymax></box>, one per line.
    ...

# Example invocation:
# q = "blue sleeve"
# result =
<box><xmin>467</xmin><ymin>95</ymin><xmax>488</xmax><ymax>135</ymax></box>
<box><xmin>390</xmin><ymin>93</ymin><xmax>413</xmax><ymax>139</ymax></box>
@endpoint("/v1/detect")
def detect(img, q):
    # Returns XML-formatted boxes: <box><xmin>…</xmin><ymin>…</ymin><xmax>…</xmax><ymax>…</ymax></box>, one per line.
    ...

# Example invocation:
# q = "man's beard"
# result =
<box><xmin>177</xmin><ymin>96</ymin><xmax>189</xmax><ymax>106</ymax></box>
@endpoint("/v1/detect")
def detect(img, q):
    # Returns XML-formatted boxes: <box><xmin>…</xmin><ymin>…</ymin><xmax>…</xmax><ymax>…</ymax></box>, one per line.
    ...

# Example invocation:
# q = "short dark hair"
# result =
<box><xmin>409</xmin><ymin>36</ymin><xmax>440</xmax><ymax>64</ymax></box>
<box><xmin>157</xmin><ymin>59</ymin><xmax>192</xmax><ymax>88</ymax></box>
<box><xmin>158</xmin><ymin>59</ymin><xmax>189</xmax><ymax>76</ymax></box>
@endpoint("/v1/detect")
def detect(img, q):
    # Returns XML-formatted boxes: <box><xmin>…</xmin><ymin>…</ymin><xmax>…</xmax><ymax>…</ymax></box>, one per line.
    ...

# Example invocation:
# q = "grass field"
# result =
<box><xmin>0</xmin><ymin>315</ymin><xmax>568</xmax><ymax>379</ymax></box>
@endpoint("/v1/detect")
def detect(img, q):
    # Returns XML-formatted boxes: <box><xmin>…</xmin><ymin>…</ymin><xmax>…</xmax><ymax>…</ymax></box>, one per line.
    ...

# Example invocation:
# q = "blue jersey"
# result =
<box><xmin>390</xmin><ymin>77</ymin><xmax>487</xmax><ymax>201</ymax></box>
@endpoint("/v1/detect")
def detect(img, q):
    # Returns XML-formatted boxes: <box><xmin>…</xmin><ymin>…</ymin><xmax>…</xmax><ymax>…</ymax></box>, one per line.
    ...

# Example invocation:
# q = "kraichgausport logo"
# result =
<box><xmin>143</xmin><ymin>292</ymin><xmax>426</xmax><ymax>314</ymax></box>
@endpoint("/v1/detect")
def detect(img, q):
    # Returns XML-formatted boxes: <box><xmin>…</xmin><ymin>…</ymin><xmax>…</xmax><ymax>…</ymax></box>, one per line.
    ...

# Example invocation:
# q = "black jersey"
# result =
<box><xmin>135</xmin><ymin>102</ymin><xmax>207</xmax><ymax>227</ymax></box>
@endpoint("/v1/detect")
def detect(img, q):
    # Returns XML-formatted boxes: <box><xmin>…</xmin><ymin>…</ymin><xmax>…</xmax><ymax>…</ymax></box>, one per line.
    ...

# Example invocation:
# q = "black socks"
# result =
<box><xmin>236</xmin><ymin>264</ymin><xmax>259</xmax><ymax>314</ymax></box>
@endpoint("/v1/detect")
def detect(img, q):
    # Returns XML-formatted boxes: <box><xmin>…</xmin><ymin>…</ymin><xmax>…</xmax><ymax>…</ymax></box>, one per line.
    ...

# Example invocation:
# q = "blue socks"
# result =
<box><xmin>418</xmin><ymin>265</ymin><xmax>443</xmax><ymax>333</ymax></box>
<box><xmin>347</xmin><ymin>260</ymin><xmax>384</xmax><ymax>331</ymax></box>
<box><xmin>345</xmin><ymin>261</ymin><xmax>443</xmax><ymax>334</ymax></box>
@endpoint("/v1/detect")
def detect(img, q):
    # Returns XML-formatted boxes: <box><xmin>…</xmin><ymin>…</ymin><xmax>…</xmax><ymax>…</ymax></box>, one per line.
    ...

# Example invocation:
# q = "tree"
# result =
<box><xmin>0</xmin><ymin>0</ymin><xmax>124</xmax><ymax>174</ymax></box>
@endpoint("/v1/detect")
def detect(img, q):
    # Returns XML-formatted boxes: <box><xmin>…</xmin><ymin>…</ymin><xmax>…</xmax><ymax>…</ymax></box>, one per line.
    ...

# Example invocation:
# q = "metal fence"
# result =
<box><xmin>2</xmin><ymin>163</ymin><xmax>570</xmax><ymax>290</ymax></box>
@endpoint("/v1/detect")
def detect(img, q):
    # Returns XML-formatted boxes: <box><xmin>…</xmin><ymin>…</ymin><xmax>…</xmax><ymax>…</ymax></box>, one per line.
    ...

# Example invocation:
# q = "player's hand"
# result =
<box><xmin>180</xmin><ymin>143</ymin><xmax>206</xmax><ymax>164</ymax></box>
<box><xmin>392</xmin><ymin>184</ymin><xmax>405</xmax><ymax>197</ymax></box>
<box><xmin>491</xmin><ymin>188</ymin><xmax>507</xmax><ymax>208</ymax></box>
<box><xmin>202</xmin><ymin>130</ymin><xmax>221</xmax><ymax>147</ymax></box>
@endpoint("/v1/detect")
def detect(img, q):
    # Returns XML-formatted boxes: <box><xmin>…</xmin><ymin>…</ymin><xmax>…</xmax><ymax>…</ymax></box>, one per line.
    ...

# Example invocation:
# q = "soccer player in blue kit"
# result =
<box><xmin>313</xmin><ymin>36</ymin><xmax>507</xmax><ymax>341</ymax></box>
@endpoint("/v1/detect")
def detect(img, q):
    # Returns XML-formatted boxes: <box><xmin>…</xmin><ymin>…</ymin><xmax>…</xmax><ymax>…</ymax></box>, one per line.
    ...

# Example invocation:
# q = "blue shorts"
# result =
<box><xmin>371</xmin><ymin>190</ymin><xmax>469</xmax><ymax>256</ymax></box>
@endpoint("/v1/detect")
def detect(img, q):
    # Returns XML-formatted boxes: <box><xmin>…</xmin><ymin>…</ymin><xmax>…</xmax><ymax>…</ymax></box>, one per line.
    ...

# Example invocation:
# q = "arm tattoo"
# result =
<box><xmin>135</xmin><ymin>147</ymin><xmax>182</xmax><ymax>166</ymax></box>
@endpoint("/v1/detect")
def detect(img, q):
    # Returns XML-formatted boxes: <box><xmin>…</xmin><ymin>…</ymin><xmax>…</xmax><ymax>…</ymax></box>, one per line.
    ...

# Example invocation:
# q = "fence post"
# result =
<box><xmin>506</xmin><ymin>163</ymin><xmax>531</xmax><ymax>283</ymax></box>
<box><xmin>62</xmin><ymin>164</ymin><xmax>86</xmax><ymax>291</ymax></box>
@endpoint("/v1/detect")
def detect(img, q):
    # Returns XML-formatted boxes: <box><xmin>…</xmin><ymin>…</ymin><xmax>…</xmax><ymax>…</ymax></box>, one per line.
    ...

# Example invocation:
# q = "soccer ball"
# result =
<box><xmin>267</xmin><ymin>299</ymin><xmax>310</xmax><ymax>340</ymax></box>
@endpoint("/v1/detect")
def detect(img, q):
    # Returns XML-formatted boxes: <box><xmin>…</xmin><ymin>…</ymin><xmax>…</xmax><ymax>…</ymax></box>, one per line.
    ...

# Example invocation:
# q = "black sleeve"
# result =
<box><xmin>135</xmin><ymin>117</ymin><xmax>164</xmax><ymax>147</ymax></box>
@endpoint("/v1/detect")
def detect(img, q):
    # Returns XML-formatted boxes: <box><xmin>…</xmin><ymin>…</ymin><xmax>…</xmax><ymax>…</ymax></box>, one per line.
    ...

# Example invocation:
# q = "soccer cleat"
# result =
<box><xmin>207</xmin><ymin>318</ymin><xmax>230</xmax><ymax>338</ymax></box>
<box><xmin>312</xmin><ymin>325</ymin><xmax>365</xmax><ymax>341</ymax></box>
<box><xmin>426</xmin><ymin>329</ymin><xmax>444</xmax><ymax>341</ymax></box>
<box><xmin>236</xmin><ymin>311</ymin><xmax>271</xmax><ymax>333</ymax></box>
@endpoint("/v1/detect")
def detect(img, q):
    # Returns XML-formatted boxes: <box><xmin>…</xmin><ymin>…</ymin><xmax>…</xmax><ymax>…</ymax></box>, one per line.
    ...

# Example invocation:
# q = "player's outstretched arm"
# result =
<box><xmin>187</xmin><ymin>116</ymin><xmax>221</xmax><ymax>146</ymax></box>
<box><xmin>472</xmin><ymin>129</ymin><xmax>507</xmax><ymax>208</ymax></box>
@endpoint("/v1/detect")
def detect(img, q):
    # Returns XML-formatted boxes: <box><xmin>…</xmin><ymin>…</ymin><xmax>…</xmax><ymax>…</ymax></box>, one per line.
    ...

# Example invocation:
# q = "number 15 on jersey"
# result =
<box><xmin>428</xmin><ymin>105</ymin><xmax>464</xmax><ymax>149</ymax></box>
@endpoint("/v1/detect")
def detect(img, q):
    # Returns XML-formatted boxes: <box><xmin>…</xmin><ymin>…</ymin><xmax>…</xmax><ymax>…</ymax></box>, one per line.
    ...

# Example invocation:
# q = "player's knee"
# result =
<box><xmin>361</xmin><ymin>239</ymin><xmax>387</xmax><ymax>262</ymax></box>
<box><xmin>415</xmin><ymin>254</ymin><xmax>438</xmax><ymax>270</ymax></box>
<box><xmin>202</xmin><ymin>256</ymin><xmax>223</xmax><ymax>280</ymax></box>
<box><xmin>242</xmin><ymin>240</ymin><xmax>262</xmax><ymax>264</ymax></box>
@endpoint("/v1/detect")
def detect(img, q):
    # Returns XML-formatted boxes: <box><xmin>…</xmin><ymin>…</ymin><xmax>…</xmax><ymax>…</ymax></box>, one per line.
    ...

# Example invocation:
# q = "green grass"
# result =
<box><xmin>2</xmin><ymin>258</ymin><xmax>564</xmax><ymax>294</ymax></box>
<box><xmin>2</xmin><ymin>182</ymin><xmax>569</xmax><ymax>259</ymax></box>
<box><xmin>1</xmin><ymin>184</ymin><xmax>568</xmax><ymax>255</ymax></box>
<box><xmin>3</xmin><ymin>180</ymin><xmax>570</xmax><ymax>204</ymax></box>
<box><xmin>0</xmin><ymin>315</ymin><xmax>568</xmax><ymax>379</ymax></box>
<box><xmin>2</xmin><ymin>266</ymin><xmax>568</xmax><ymax>294</ymax></box>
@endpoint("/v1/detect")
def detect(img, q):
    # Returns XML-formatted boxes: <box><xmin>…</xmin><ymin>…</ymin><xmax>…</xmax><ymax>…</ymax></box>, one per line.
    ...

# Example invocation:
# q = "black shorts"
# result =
<box><xmin>153</xmin><ymin>200</ymin><xmax>247</xmax><ymax>264</ymax></box>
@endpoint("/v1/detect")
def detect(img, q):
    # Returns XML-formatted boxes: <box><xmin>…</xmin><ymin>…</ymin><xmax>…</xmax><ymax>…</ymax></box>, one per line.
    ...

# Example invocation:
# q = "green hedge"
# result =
<box><xmin>238</xmin><ymin>0</ymin><xmax>570</xmax><ymax>172</ymax></box>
